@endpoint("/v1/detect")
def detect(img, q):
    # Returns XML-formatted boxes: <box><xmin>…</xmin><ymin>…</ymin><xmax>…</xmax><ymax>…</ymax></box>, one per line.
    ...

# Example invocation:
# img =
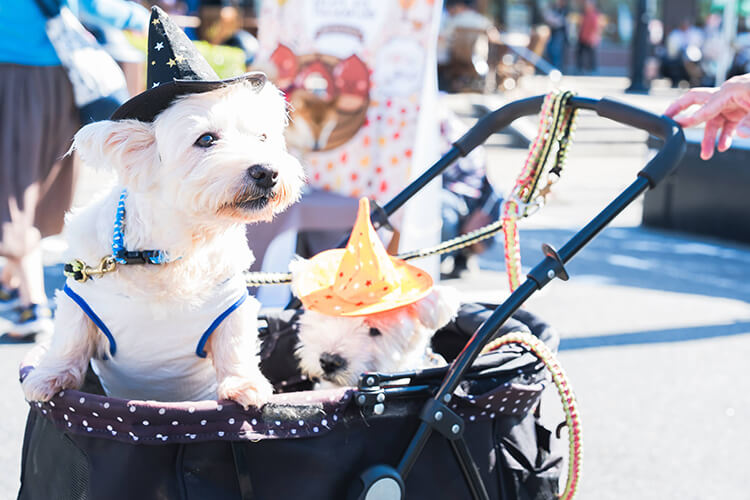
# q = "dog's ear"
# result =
<box><xmin>288</xmin><ymin>257</ymin><xmax>312</xmax><ymax>299</ymax></box>
<box><xmin>72</xmin><ymin>119</ymin><xmax>157</xmax><ymax>192</ymax></box>
<box><xmin>411</xmin><ymin>285</ymin><xmax>461</xmax><ymax>330</ymax></box>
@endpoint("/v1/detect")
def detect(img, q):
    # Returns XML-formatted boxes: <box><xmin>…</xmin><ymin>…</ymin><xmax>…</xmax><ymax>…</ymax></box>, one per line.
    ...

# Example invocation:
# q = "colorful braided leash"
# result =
<box><xmin>502</xmin><ymin>90</ymin><xmax>578</xmax><ymax>291</ymax></box>
<box><xmin>243</xmin><ymin>90</ymin><xmax>578</xmax><ymax>288</ymax></box>
<box><xmin>482</xmin><ymin>331</ymin><xmax>582</xmax><ymax>500</ymax></box>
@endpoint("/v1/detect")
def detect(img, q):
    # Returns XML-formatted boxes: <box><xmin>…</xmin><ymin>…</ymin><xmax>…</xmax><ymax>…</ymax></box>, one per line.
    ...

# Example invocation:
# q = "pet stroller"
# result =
<box><xmin>17</xmin><ymin>95</ymin><xmax>685</xmax><ymax>500</ymax></box>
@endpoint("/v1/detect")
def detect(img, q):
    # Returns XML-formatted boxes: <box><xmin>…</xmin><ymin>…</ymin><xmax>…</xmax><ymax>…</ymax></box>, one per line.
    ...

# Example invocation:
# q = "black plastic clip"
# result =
<box><xmin>358</xmin><ymin>372</ymin><xmax>382</xmax><ymax>388</ymax></box>
<box><xmin>369</xmin><ymin>200</ymin><xmax>394</xmax><ymax>232</ymax></box>
<box><xmin>355</xmin><ymin>373</ymin><xmax>386</xmax><ymax>414</ymax></box>
<box><xmin>354</xmin><ymin>388</ymin><xmax>386</xmax><ymax>409</ymax></box>
<box><xmin>116</xmin><ymin>250</ymin><xmax>161</xmax><ymax>265</ymax></box>
<box><xmin>526</xmin><ymin>243</ymin><xmax>569</xmax><ymax>289</ymax></box>
<box><xmin>419</xmin><ymin>399</ymin><xmax>464</xmax><ymax>440</ymax></box>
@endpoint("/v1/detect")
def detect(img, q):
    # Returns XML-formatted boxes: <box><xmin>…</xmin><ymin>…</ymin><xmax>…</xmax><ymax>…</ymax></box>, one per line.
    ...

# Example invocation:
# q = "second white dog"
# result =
<box><xmin>289</xmin><ymin>196</ymin><xmax>460</xmax><ymax>389</ymax></box>
<box><xmin>294</xmin><ymin>285</ymin><xmax>460</xmax><ymax>388</ymax></box>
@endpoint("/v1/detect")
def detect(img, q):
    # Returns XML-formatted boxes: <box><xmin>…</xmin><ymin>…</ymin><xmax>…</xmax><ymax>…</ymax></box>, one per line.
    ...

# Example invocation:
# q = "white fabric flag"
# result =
<box><xmin>257</xmin><ymin>0</ymin><xmax>443</xmax><ymax>278</ymax></box>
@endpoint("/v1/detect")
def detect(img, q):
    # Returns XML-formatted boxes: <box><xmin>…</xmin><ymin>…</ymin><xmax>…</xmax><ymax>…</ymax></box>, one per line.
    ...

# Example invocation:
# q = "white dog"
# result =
<box><xmin>22</xmin><ymin>76</ymin><xmax>304</xmax><ymax>407</ymax></box>
<box><xmin>293</xmin><ymin>280</ymin><xmax>460</xmax><ymax>389</ymax></box>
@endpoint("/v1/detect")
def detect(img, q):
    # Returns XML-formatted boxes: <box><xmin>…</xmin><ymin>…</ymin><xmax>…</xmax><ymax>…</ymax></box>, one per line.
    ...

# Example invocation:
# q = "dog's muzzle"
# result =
<box><xmin>227</xmin><ymin>165</ymin><xmax>280</xmax><ymax>212</ymax></box>
<box><xmin>247</xmin><ymin>164</ymin><xmax>278</xmax><ymax>190</ymax></box>
<box><xmin>319</xmin><ymin>352</ymin><xmax>347</xmax><ymax>376</ymax></box>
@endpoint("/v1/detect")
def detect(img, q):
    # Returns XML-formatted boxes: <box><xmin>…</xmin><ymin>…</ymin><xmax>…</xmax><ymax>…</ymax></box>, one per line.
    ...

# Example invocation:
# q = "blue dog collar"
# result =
<box><xmin>112</xmin><ymin>189</ymin><xmax>173</xmax><ymax>265</ymax></box>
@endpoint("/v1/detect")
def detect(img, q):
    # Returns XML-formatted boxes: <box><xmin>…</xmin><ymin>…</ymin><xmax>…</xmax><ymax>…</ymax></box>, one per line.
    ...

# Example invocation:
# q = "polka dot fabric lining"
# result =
<box><xmin>451</xmin><ymin>381</ymin><xmax>545</xmax><ymax>421</ymax></box>
<box><xmin>20</xmin><ymin>367</ymin><xmax>544</xmax><ymax>446</ymax></box>
<box><xmin>23</xmin><ymin>383</ymin><xmax>544</xmax><ymax>445</ymax></box>
<box><xmin>22</xmin><ymin>376</ymin><xmax>351</xmax><ymax>445</ymax></box>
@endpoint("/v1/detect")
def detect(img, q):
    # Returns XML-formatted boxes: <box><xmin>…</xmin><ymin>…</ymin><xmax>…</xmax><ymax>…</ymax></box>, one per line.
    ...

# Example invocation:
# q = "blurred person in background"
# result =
<box><xmin>728</xmin><ymin>18</ymin><xmax>750</xmax><ymax>80</ymax></box>
<box><xmin>82</xmin><ymin>12</ymin><xmax>148</xmax><ymax>95</ymax></box>
<box><xmin>698</xmin><ymin>13</ymin><xmax>723</xmax><ymax>86</ymax></box>
<box><xmin>576</xmin><ymin>0</ymin><xmax>602</xmax><ymax>75</ymax></box>
<box><xmin>543</xmin><ymin>0</ymin><xmax>569</xmax><ymax>72</ymax></box>
<box><xmin>439</xmin><ymin>109</ymin><xmax>502</xmax><ymax>278</ymax></box>
<box><xmin>196</xmin><ymin>0</ymin><xmax>258</xmax><ymax>68</ymax></box>
<box><xmin>662</xmin><ymin>18</ymin><xmax>705</xmax><ymax>87</ymax></box>
<box><xmin>437</xmin><ymin>0</ymin><xmax>497</xmax><ymax>92</ymax></box>
<box><xmin>0</xmin><ymin>0</ymin><xmax>148</xmax><ymax>342</ymax></box>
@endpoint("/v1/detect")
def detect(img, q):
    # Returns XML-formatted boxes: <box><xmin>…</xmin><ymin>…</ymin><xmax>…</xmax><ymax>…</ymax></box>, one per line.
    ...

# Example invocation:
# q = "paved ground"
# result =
<box><xmin>2</xmin><ymin>76</ymin><xmax>749</xmax><ymax>499</ymax></box>
<box><xmin>451</xmin><ymin>76</ymin><xmax>750</xmax><ymax>500</ymax></box>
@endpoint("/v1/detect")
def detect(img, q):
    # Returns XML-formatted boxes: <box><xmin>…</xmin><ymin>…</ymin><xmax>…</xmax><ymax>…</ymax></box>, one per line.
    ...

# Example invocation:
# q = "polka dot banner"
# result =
<box><xmin>257</xmin><ymin>0</ymin><xmax>441</xmax><ymax>204</ymax></box>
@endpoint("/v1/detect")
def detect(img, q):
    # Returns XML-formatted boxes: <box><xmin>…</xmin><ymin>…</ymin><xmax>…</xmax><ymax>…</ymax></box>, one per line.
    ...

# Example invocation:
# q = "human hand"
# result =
<box><xmin>0</xmin><ymin>204</ymin><xmax>41</xmax><ymax>259</ymax></box>
<box><xmin>664</xmin><ymin>74</ymin><xmax>750</xmax><ymax>160</ymax></box>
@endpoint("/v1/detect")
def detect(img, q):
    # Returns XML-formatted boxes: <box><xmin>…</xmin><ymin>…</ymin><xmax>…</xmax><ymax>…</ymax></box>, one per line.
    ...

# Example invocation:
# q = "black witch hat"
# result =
<box><xmin>111</xmin><ymin>6</ymin><xmax>265</xmax><ymax>122</ymax></box>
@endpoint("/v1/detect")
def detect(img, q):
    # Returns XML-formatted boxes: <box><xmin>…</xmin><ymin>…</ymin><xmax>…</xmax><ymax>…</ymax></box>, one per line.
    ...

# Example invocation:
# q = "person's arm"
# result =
<box><xmin>665</xmin><ymin>73</ymin><xmax>750</xmax><ymax>159</ymax></box>
<box><xmin>76</xmin><ymin>0</ymin><xmax>150</xmax><ymax>32</ymax></box>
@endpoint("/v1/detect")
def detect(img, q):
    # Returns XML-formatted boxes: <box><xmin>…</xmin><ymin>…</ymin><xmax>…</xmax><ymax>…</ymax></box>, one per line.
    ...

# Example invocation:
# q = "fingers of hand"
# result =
<box><xmin>681</xmin><ymin>92</ymin><xmax>731</xmax><ymax>128</ymax></box>
<box><xmin>717</xmin><ymin>120</ymin><xmax>738</xmax><ymax>152</ymax></box>
<box><xmin>701</xmin><ymin>119</ymin><xmax>722</xmax><ymax>160</ymax></box>
<box><xmin>664</xmin><ymin>88</ymin><xmax>714</xmax><ymax>118</ymax></box>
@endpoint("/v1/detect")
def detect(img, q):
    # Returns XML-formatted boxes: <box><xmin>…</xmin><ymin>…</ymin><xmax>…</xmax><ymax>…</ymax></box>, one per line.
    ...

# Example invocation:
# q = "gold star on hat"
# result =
<box><xmin>110</xmin><ymin>5</ymin><xmax>266</xmax><ymax>122</ymax></box>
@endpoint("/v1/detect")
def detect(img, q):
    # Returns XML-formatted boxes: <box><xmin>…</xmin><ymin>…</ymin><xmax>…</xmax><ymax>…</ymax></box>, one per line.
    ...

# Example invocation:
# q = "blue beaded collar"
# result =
<box><xmin>112</xmin><ymin>189</ymin><xmax>171</xmax><ymax>265</ymax></box>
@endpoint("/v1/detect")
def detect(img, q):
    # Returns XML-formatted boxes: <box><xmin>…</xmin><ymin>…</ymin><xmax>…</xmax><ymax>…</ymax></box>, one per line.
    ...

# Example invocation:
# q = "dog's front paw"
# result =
<box><xmin>218</xmin><ymin>375</ymin><xmax>273</xmax><ymax>409</ymax></box>
<box><xmin>22</xmin><ymin>368</ymin><xmax>82</xmax><ymax>402</ymax></box>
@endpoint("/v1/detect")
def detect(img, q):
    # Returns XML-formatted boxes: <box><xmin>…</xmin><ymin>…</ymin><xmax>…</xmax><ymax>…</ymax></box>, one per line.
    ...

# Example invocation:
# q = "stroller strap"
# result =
<box><xmin>502</xmin><ymin>90</ymin><xmax>578</xmax><ymax>292</ymax></box>
<box><xmin>482</xmin><ymin>331</ymin><xmax>583</xmax><ymax>500</ymax></box>
<box><xmin>242</xmin><ymin>91</ymin><xmax>578</xmax><ymax>289</ymax></box>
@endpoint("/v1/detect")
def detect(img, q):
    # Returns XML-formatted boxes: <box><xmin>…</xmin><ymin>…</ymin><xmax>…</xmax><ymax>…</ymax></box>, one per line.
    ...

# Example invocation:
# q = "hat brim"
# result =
<box><xmin>110</xmin><ymin>72</ymin><xmax>266</xmax><ymax>122</ymax></box>
<box><xmin>297</xmin><ymin>249</ymin><xmax>434</xmax><ymax>317</ymax></box>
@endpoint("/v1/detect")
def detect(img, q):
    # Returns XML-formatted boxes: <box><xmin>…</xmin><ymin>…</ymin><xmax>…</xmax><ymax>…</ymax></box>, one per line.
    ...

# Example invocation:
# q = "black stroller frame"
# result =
<box><xmin>345</xmin><ymin>95</ymin><xmax>686</xmax><ymax>500</ymax></box>
<box><xmin>18</xmin><ymin>96</ymin><xmax>685</xmax><ymax>500</ymax></box>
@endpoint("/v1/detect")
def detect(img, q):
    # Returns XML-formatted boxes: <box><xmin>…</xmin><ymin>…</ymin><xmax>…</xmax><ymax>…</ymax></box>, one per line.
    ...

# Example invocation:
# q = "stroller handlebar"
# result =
<box><xmin>393</xmin><ymin>96</ymin><xmax>687</xmax><ymax>484</ymax></box>
<box><xmin>453</xmin><ymin>95</ymin><xmax>686</xmax><ymax>188</ymax></box>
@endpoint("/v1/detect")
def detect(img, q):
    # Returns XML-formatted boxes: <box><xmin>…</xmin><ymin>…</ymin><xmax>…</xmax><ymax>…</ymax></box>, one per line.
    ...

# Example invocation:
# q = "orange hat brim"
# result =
<box><xmin>296</xmin><ymin>249</ymin><xmax>434</xmax><ymax>317</ymax></box>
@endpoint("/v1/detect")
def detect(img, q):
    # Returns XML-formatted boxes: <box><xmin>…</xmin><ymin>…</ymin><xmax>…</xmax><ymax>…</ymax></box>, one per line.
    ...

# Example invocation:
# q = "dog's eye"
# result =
<box><xmin>368</xmin><ymin>328</ymin><xmax>382</xmax><ymax>337</ymax></box>
<box><xmin>195</xmin><ymin>133</ymin><xmax>218</xmax><ymax>148</ymax></box>
<box><xmin>258</xmin><ymin>133</ymin><xmax>267</xmax><ymax>142</ymax></box>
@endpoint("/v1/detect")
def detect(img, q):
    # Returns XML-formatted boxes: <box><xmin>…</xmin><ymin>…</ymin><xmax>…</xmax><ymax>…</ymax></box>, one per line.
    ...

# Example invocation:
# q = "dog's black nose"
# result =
<box><xmin>320</xmin><ymin>352</ymin><xmax>347</xmax><ymax>375</ymax></box>
<box><xmin>247</xmin><ymin>164</ymin><xmax>278</xmax><ymax>189</ymax></box>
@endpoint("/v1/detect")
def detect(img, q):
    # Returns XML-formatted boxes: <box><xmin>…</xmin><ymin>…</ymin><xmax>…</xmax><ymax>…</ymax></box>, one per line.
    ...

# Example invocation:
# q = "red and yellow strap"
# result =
<box><xmin>482</xmin><ymin>332</ymin><xmax>582</xmax><ymax>500</ymax></box>
<box><xmin>502</xmin><ymin>91</ymin><xmax>577</xmax><ymax>292</ymax></box>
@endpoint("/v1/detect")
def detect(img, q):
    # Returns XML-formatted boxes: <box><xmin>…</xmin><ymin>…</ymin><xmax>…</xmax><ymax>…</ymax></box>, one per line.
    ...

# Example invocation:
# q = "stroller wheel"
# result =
<box><xmin>350</xmin><ymin>465</ymin><xmax>404</xmax><ymax>500</ymax></box>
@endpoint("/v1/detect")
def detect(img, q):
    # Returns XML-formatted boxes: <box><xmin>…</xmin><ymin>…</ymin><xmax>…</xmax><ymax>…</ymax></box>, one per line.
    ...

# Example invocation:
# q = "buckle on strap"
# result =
<box><xmin>64</xmin><ymin>256</ymin><xmax>117</xmax><ymax>283</ymax></box>
<box><xmin>115</xmin><ymin>250</ymin><xmax>163</xmax><ymax>265</ymax></box>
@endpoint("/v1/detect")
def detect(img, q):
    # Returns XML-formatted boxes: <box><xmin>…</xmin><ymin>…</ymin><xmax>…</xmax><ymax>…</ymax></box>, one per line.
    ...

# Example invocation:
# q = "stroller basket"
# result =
<box><xmin>20</xmin><ymin>308</ymin><xmax>558</xmax><ymax>500</ymax></box>
<box><xmin>18</xmin><ymin>96</ymin><xmax>685</xmax><ymax>500</ymax></box>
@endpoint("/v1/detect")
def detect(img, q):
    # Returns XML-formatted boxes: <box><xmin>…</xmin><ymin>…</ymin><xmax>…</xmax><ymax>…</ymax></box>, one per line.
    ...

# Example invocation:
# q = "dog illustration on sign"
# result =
<box><xmin>22</xmin><ymin>7</ymin><xmax>304</xmax><ymax>408</ymax></box>
<box><xmin>270</xmin><ymin>43</ymin><xmax>371</xmax><ymax>151</ymax></box>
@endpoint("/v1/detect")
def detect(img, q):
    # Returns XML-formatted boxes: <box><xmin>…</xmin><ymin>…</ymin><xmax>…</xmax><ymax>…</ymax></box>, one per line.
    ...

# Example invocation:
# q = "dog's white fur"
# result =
<box><xmin>22</xmin><ymin>80</ymin><xmax>304</xmax><ymax>407</ymax></box>
<box><xmin>291</xmin><ymin>259</ymin><xmax>460</xmax><ymax>388</ymax></box>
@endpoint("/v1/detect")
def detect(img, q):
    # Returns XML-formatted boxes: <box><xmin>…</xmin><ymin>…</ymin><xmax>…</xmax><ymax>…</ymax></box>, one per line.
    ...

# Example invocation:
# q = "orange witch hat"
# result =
<box><xmin>296</xmin><ymin>198</ymin><xmax>433</xmax><ymax>317</ymax></box>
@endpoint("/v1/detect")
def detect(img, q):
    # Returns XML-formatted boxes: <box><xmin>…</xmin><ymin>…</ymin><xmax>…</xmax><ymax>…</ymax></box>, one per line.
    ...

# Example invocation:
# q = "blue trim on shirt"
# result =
<box><xmin>63</xmin><ymin>284</ymin><xmax>117</xmax><ymax>356</ymax></box>
<box><xmin>195</xmin><ymin>291</ymin><xmax>249</xmax><ymax>358</ymax></box>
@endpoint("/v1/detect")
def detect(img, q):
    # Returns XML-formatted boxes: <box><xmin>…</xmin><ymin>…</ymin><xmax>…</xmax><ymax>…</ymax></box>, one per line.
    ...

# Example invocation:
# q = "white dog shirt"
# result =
<box><xmin>63</xmin><ymin>274</ymin><xmax>249</xmax><ymax>402</ymax></box>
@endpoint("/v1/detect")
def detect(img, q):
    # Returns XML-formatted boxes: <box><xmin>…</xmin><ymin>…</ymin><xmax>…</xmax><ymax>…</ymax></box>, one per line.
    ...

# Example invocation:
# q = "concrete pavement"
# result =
<box><xmin>1</xmin><ymin>76</ymin><xmax>749</xmax><ymax>499</ymax></box>
<box><xmin>451</xmin><ymin>76</ymin><xmax>750</xmax><ymax>500</ymax></box>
